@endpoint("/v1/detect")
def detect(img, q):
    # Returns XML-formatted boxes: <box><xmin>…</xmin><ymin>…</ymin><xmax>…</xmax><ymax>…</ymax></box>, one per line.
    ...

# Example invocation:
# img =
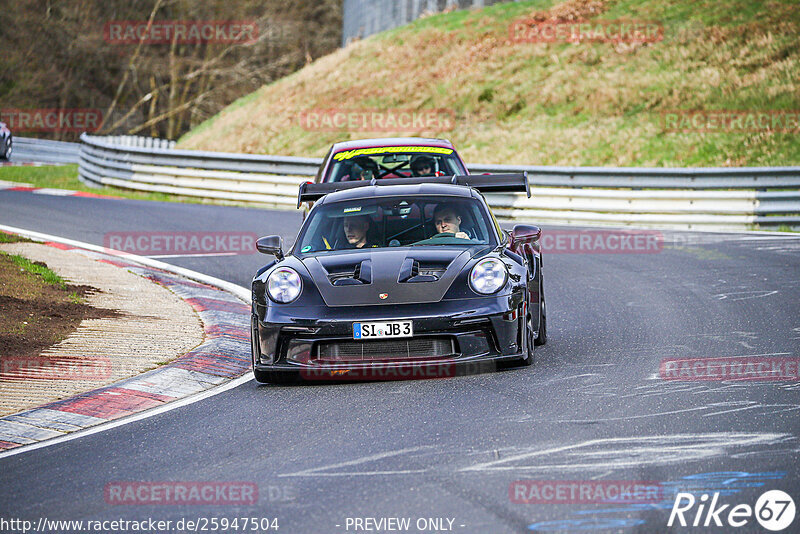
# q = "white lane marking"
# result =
<box><xmin>0</xmin><ymin>180</ymin><xmax>34</xmax><ymax>188</ymax></box>
<box><xmin>147</xmin><ymin>252</ymin><xmax>240</xmax><ymax>259</ymax></box>
<box><xmin>278</xmin><ymin>446</ymin><xmax>435</xmax><ymax>478</ymax></box>
<box><xmin>551</xmin><ymin>406</ymin><xmax>710</xmax><ymax>423</ymax></box>
<box><xmin>528</xmin><ymin>373</ymin><xmax>601</xmax><ymax>385</ymax></box>
<box><xmin>622</xmin><ymin>385</ymin><xmax>708</xmax><ymax>397</ymax></box>
<box><xmin>703</xmin><ymin>403</ymin><xmax>800</xmax><ymax>418</ymax></box>
<box><xmin>0</xmin><ymin>225</ymin><xmax>254</xmax><ymax>459</ymax></box>
<box><xmin>732</xmin><ymin>235</ymin><xmax>800</xmax><ymax>241</ymax></box>
<box><xmin>276</xmin><ymin>433</ymin><xmax>793</xmax><ymax>478</ymax></box>
<box><xmin>713</xmin><ymin>290</ymin><xmax>779</xmax><ymax>301</ymax></box>
<box><xmin>0</xmin><ymin>375</ymin><xmax>253</xmax><ymax>460</ymax></box>
<box><xmin>281</xmin><ymin>470</ymin><xmax>428</xmax><ymax>477</ymax></box>
<box><xmin>0</xmin><ymin>224</ymin><xmax>249</xmax><ymax>301</ymax></box>
<box><xmin>31</xmin><ymin>188</ymin><xmax>75</xmax><ymax>196</ymax></box>
<box><xmin>459</xmin><ymin>433</ymin><xmax>790</xmax><ymax>473</ymax></box>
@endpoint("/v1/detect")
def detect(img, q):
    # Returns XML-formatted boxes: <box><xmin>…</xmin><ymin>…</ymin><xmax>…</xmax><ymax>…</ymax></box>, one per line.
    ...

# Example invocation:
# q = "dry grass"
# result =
<box><xmin>178</xmin><ymin>0</ymin><xmax>800</xmax><ymax>166</ymax></box>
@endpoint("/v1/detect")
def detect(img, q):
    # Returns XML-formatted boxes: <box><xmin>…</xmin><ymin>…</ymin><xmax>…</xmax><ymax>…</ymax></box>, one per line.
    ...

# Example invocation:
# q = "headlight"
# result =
<box><xmin>267</xmin><ymin>267</ymin><xmax>302</xmax><ymax>303</ymax></box>
<box><xmin>469</xmin><ymin>258</ymin><xmax>508</xmax><ymax>295</ymax></box>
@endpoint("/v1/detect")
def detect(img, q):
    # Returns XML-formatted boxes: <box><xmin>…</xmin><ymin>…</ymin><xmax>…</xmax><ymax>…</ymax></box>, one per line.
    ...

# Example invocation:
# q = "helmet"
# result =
<box><xmin>350</xmin><ymin>157</ymin><xmax>379</xmax><ymax>180</ymax></box>
<box><xmin>410</xmin><ymin>155</ymin><xmax>435</xmax><ymax>176</ymax></box>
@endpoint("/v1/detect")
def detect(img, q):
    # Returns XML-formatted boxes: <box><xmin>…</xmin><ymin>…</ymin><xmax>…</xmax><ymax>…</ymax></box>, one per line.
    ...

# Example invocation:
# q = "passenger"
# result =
<box><xmin>433</xmin><ymin>204</ymin><xmax>470</xmax><ymax>240</ymax></box>
<box><xmin>350</xmin><ymin>157</ymin><xmax>380</xmax><ymax>181</ymax></box>
<box><xmin>410</xmin><ymin>155</ymin><xmax>435</xmax><ymax>177</ymax></box>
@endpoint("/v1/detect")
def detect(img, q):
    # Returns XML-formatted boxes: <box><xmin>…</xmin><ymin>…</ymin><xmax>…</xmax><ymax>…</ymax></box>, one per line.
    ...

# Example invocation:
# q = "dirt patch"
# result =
<box><xmin>0</xmin><ymin>242</ymin><xmax>205</xmax><ymax>416</ymax></box>
<box><xmin>0</xmin><ymin>253</ymin><xmax>119</xmax><ymax>361</ymax></box>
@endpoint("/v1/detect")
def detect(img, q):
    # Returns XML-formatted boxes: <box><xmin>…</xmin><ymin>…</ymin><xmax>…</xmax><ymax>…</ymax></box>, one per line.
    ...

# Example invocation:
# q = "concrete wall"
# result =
<box><xmin>342</xmin><ymin>0</ymin><xmax>514</xmax><ymax>45</ymax></box>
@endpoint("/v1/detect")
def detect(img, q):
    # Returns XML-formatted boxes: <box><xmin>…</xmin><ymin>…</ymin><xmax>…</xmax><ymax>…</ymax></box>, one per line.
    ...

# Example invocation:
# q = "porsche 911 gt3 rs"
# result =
<box><xmin>251</xmin><ymin>173</ymin><xmax>546</xmax><ymax>383</ymax></box>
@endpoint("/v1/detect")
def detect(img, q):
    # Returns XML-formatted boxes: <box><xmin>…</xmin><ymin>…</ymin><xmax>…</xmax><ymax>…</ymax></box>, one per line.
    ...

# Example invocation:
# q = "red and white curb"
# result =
<box><xmin>0</xmin><ymin>161</ymin><xmax>68</xmax><ymax>167</ymax></box>
<box><xmin>0</xmin><ymin>225</ymin><xmax>254</xmax><ymax>457</ymax></box>
<box><xmin>0</xmin><ymin>180</ymin><xmax>119</xmax><ymax>198</ymax></box>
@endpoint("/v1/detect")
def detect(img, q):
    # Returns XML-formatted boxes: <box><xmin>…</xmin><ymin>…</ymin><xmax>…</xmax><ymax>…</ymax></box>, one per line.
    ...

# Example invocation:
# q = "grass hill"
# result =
<box><xmin>177</xmin><ymin>0</ymin><xmax>800</xmax><ymax>167</ymax></box>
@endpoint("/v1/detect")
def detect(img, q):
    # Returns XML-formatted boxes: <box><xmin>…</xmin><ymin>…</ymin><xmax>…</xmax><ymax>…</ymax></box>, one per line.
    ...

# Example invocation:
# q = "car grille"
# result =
<box><xmin>315</xmin><ymin>337</ymin><xmax>455</xmax><ymax>362</ymax></box>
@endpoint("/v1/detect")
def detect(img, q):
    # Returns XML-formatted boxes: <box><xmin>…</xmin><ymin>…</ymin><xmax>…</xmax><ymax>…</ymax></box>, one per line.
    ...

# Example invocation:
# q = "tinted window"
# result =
<box><xmin>296</xmin><ymin>196</ymin><xmax>496</xmax><ymax>253</ymax></box>
<box><xmin>324</xmin><ymin>146</ymin><xmax>466</xmax><ymax>183</ymax></box>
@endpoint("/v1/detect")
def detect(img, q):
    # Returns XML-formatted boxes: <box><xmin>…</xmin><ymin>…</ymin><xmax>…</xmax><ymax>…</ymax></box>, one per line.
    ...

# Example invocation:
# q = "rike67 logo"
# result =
<box><xmin>669</xmin><ymin>490</ymin><xmax>795</xmax><ymax>531</ymax></box>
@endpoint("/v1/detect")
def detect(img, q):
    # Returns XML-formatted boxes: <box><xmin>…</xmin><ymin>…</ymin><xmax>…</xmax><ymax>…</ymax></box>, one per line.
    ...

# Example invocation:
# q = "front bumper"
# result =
<box><xmin>252</xmin><ymin>295</ymin><xmax>525</xmax><ymax>378</ymax></box>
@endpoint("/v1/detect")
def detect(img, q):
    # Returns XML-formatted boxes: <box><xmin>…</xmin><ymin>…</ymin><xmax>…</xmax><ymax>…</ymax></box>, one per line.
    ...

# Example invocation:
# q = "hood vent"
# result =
<box><xmin>399</xmin><ymin>258</ymin><xmax>448</xmax><ymax>283</ymax></box>
<box><xmin>327</xmin><ymin>260</ymin><xmax>372</xmax><ymax>286</ymax></box>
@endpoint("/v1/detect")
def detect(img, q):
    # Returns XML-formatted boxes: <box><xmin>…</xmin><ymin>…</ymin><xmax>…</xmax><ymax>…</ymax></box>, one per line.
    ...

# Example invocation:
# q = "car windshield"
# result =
<box><xmin>296</xmin><ymin>196</ymin><xmax>496</xmax><ymax>253</ymax></box>
<box><xmin>324</xmin><ymin>146</ymin><xmax>465</xmax><ymax>182</ymax></box>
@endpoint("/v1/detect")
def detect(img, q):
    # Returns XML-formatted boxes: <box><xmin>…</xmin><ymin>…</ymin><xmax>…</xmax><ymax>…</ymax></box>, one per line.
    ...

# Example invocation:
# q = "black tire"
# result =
<box><xmin>518</xmin><ymin>289</ymin><xmax>535</xmax><ymax>366</ymax></box>
<box><xmin>533</xmin><ymin>293</ymin><xmax>547</xmax><ymax>347</ymax></box>
<box><xmin>534</xmin><ymin>264</ymin><xmax>547</xmax><ymax>347</ymax></box>
<box><xmin>1</xmin><ymin>137</ymin><xmax>11</xmax><ymax>160</ymax></box>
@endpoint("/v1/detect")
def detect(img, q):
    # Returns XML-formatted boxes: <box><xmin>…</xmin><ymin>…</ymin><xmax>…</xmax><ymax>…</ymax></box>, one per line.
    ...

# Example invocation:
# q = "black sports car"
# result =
<box><xmin>0</xmin><ymin>122</ymin><xmax>11</xmax><ymax>160</ymax></box>
<box><xmin>250</xmin><ymin>174</ymin><xmax>546</xmax><ymax>383</ymax></box>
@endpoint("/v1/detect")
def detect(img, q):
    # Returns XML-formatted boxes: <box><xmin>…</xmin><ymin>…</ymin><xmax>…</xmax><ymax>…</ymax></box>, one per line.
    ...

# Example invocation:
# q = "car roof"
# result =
<box><xmin>329</xmin><ymin>137</ymin><xmax>456</xmax><ymax>152</ymax></box>
<box><xmin>318</xmin><ymin>183</ymin><xmax>478</xmax><ymax>205</ymax></box>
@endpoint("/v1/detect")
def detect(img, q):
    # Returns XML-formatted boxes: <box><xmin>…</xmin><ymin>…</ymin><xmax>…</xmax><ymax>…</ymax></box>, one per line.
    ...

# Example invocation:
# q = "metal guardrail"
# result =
<box><xmin>77</xmin><ymin>134</ymin><xmax>800</xmax><ymax>231</ymax></box>
<box><xmin>11</xmin><ymin>137</ymin><xmax>81</xmax><ymax>165</ymax></box>
<box><xmin>90</xmin><ymin>135</ymin><xmax>177</xmax><ymax>150</ymax></box>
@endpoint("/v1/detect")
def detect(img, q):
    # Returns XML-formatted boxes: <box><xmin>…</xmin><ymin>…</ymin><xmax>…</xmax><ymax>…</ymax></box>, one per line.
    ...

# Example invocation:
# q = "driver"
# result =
<box><xmin>343</xmin><ymin>215</ymin><xmax>375</xmax><ymax>248</ymax></box>
<box><xmin>350</xmin><ymin>157</ymin><xmax>380</xmax><ymax>181</ymax></box>
<box><xmin>433</xmin><ymin>204</ymin><xmax>470</xmax><ymax>240</ymax></box>
<box><xmin>410</xmin><ymin>155</ymin><xmax>435</xmax><ymax>177</ymax></box>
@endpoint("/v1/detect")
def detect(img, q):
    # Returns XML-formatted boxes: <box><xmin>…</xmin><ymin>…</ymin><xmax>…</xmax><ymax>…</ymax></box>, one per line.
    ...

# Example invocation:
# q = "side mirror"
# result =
<box><xmin>256</xmin><ymin>235</ymin><xmax>284</xmax><ymax>260</ymax></box>
<box><xmin>509</xmin><ymin>224</ymin><xmax>541</xmax><ymax>248</ymax></box>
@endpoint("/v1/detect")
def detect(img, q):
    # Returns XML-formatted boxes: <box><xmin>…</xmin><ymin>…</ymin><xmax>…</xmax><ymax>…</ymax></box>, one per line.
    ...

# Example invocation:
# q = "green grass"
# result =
<box><xmin>3</xmin><ymin>252</ymin><xmax>67</xmax><ymax>290</ymax></box>
<box><xmin>176</xmin><ymin>0</ymin><xmax>800</xmax><ymax>167</ymax></box>
<box><xmin>0</xmin><ymin>232</ymin><xmax>32</xmax><ymax>243</ymax></box>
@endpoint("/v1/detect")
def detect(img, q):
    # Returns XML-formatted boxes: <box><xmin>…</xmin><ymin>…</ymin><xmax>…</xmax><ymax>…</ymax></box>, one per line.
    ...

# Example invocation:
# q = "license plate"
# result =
<box><xmin>353</xmin><ymin>321</ymin><xmax>413</xmax><ymax>339</ymax></box>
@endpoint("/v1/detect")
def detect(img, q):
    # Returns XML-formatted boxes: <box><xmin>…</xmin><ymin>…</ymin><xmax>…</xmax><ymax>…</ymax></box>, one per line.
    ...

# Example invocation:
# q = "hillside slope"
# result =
<box><xmin>178</xmin><ymin>0</ymin><xmax>800</xmax><ymax>166</ymax></box>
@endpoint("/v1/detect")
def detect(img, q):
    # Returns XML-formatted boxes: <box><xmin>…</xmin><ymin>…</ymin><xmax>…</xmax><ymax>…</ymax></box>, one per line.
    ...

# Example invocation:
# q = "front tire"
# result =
<box><xmin>534</xmin><ymin>277</ymin><xmax>547</xmax><ymax>346</ymax></box>
<box><xmin>518</xmin><ymin>293</ymin><xmax>535</xmax><ymax>366</ymax></box>
<box><xmin>1</xmin><ymin>138</ymin><xmax>11</xmax><ymax>160</ymax></box>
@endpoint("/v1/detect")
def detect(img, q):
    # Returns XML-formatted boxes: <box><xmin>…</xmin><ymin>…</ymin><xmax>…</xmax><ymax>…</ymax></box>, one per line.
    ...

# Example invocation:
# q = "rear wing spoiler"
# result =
<box><xmin>297</xmin><ymin>172</ymin><xmax>530</xmax><ymax>208</ymax></box>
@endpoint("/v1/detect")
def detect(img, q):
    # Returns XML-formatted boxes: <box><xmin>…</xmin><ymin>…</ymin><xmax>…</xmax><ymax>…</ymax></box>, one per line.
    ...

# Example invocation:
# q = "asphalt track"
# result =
<box><xmin>1</xmin><ymin>190</ymin><xmax>799</xmax><ymax>533</ymax></box>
